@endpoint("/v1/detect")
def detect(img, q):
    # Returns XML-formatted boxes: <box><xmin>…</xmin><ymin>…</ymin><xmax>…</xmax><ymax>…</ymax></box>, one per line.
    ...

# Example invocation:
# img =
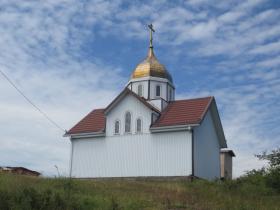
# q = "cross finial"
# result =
<box><xmin>148</xmin><ymin>24</ymin><xmax>155</xmax><ymax>48</ymax></box>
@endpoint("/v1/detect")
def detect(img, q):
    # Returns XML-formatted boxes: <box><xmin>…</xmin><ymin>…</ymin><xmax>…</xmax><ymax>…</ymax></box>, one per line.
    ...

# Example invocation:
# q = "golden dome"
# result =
<box><xmin>131</xmin><ymin>47</ymin><xmax>173</xmax><ymax>83</ymax></box>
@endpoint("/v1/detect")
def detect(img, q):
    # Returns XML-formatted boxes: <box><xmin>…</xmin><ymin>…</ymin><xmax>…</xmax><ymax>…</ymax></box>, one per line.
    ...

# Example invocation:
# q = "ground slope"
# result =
<box><xmin>0</xmin><ymin>173</ymin><xmax>279</xmax><ymax>210</ymax></box>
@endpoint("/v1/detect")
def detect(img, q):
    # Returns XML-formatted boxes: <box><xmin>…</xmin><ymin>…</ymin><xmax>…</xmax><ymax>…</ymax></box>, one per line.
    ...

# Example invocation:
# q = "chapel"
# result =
<box><xmin>65</xmin><ymin>25</ymin><xmax>235</xmax><ymax>180</ymax></box>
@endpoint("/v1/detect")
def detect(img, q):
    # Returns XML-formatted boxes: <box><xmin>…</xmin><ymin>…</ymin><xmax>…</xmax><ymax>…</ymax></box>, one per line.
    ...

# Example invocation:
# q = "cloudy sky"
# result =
<box><xmin>0</xmin><ymin>0</ymin><xmax>279</xmax><ymax>177</ymax></box>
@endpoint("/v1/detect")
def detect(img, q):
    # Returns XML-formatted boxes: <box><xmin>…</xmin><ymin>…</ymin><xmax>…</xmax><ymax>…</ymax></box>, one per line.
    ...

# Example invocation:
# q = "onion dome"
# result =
<box><xmin>131</xmin><ymin>24</ymin><xmax>173</xmax><ymax>83</ymax></box>
<box><xmin>131</xmin><ymin>48</ymin><xmax>173</xmax><ymax>83</ymax></box>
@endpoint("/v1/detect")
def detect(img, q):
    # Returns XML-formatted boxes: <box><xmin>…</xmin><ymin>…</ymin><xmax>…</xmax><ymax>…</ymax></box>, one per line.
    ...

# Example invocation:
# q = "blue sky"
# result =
<box><xmin>0</xmin><ymin>0</ymin><xmax>279</xmax><ymax>177</ymax></box>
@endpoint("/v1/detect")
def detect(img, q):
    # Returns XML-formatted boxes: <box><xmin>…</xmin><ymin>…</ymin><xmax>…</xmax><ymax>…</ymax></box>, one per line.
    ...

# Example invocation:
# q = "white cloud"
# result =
<box><xmin>256</xmin><ymin>55</ymin><xmax>280</xmax><ymax>67</ymax></box>
<box><xmin>0</xmin><ymin>0</ymin><xmax>126</xmax><ymax>176</ymax></box>
<box><xmin>249</xmin><ymin>41</ymin><xmax>280</xmax><ymax>55</ymax></box>
<box><xmin>0</xmin><ymin>0</ymin><xmax>279</xmax><ymax>178</ymax></box>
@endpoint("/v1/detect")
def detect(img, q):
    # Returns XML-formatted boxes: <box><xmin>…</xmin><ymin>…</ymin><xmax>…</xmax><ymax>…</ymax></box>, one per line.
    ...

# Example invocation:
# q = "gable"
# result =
<box><xmin>208</xmin><ymin>99</ymin><xmax>227</xmax><ymax>148</ymax></box>
<box><xmin>192</xmin><ymin>100</ymin><xmax>227</xmax><ymax>149</ymax></box>
<box><xmin>105</xmin><ymin>93</ymin><xmax>155</xmax><ymax>136</ymax></box>
<box><xmin>151</xmin><ymin>96</ymin><xmax>227</xmax><ymax>148</ymax></box>
<box><xmin>193</xmin><ymin>110</ymin><xmax>221</xmax><ymax>179</ymax></box>
<box><xmin>66</xmin><ymin>89</ymin><xmax>158</xmax><ymax>136</ymax></box>
<box><xmin>104</xmin><ymin>88</ymin><xmax>160</xmax><ymax>115</ymax></box>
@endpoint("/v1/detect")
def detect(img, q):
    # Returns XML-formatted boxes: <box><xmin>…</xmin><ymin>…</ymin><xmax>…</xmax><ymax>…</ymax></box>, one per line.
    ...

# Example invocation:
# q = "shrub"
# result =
<box><xmin>265</xmin><ymin>167</ymin><xmax>280</xmax><ymax>192</ymax></box>
<box><xmin>0</xmin><ymin>190</ymin><xmax>10</xmax><ymax>210</ymax></box>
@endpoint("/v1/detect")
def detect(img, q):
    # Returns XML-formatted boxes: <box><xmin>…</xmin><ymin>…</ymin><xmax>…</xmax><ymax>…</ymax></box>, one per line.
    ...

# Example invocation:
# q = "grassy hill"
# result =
<box><xmin>0</xmin><ymin>173</ymin><xmax>279</xmax><ymax>210</ymax></box>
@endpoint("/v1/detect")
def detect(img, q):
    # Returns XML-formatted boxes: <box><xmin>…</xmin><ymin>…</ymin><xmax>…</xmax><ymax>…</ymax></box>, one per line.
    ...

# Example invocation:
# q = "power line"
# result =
<box><xmin>0</xmin><ymin>69</ymin><xmax>66</xmax><ymax>133</ymax></box>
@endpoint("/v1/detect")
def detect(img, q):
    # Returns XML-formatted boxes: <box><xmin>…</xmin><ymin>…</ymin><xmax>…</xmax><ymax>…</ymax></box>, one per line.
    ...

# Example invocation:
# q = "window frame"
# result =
<box><xmin>155</xmin><ymin>84</ymin><xmax>161</xmax><ymax>97</ymax></box>
<box><xmin>114</xmin><ymin>120</ymin><xmax>120</xmax><ymax>135</ymax></box>
<box><xmin>135</xmin><ymin>117</ymin><xmax>143</xmax><ymax>133</ymax></box>
<box><xmin>124</xmin><ymin>111</ymin><xmax>132</xmax><ymax>133</ymax></box>
<box><xmin>137</xmin><ymin>84</ymin><xmax>143</xmax><ymax>97</ymax></box>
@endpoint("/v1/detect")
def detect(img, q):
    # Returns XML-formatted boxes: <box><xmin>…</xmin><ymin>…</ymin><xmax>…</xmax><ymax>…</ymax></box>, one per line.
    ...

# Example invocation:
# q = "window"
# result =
<box><xmin>156</xmin><ymin>85</ymin><xmax>161</xmax><ymax>97</ymax></box>
<box><xmin>169</xmin><ymin>89</ymin><xmax>172</xmax><ymax>101</ymax></box>
<box><xmin>125</xmin><ymin>112</ymin><xmax>131</xmax><ymax>133</ymax></box>
<box><xmin>138</xmin><ymin>84</ymin><xmax>143</xmax><ymax>97</ymax></box>
<box><xmin>136</xmin><ymin>118</ymin><xmax>142</xmax><ymax>133</ymax></box>
<box><xmin>114</xmin><ymin>120</ymin><xmax>120</xmax><ymax>134</ymax></box>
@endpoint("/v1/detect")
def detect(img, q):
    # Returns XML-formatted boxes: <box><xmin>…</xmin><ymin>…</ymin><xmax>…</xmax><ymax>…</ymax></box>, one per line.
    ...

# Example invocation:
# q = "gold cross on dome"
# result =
<box><xmin>148</xmin><ymin>24</ymin><xmax>155</xmax><ymax>48</ymax></box>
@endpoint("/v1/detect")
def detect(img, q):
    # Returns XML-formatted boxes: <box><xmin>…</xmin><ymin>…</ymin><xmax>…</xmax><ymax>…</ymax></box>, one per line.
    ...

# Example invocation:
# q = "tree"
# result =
<box><xmin>256</xmin><ymin>148</ymin><xmax>280</xmax><ymax>169</ymax></box>
<box><xmin>255</xmin><ymin>148</ymin><xmax>280</xmax><ymax>192</ymax></box>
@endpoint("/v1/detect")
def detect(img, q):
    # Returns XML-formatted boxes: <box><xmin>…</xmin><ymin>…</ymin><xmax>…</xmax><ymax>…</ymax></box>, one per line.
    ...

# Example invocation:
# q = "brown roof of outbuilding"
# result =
<box><xmin>151</xmin><ymin>96</ymin><xmax>213</xmax><ymax>128</ymax></box>
<box><xmin>67</xmin><ymin>109</ymin><xmax>105</xmax><ymax>135</ymax></box>
<box><xmin>221</xmin><ymin>149</ymin><xmax>236</xmax><ymax>157</ymax></box>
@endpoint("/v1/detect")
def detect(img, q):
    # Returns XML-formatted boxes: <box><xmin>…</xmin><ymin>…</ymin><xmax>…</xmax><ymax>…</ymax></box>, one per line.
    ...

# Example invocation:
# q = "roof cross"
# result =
<box><xmin>148</xmin><ymin>24</ymin><xmax>155</xmax><ymax>48</ymax></box>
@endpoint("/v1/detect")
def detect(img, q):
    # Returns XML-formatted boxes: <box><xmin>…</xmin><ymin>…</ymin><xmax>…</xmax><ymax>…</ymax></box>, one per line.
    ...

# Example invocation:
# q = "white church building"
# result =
<box><xmin>65</xmin><ymin>25</ymin><xmax>234</xmax><ymax>180</ymax></box>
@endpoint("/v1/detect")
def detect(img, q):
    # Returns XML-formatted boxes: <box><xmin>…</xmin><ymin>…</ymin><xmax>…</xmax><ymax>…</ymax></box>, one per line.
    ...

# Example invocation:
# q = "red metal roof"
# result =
<box><xmin>151</xmin><ymin>97</ymin><xmax>213</xmax><ymax>128</ymax></box>
<box><xmin>66</xmin><ymin>95</ymin><xmax>213</xmax><ymax>135</ymax></box>
<box><xmin>67</xmin><ymin>109</ymin><xmax>105</xmax><ymax>135</ymax></box>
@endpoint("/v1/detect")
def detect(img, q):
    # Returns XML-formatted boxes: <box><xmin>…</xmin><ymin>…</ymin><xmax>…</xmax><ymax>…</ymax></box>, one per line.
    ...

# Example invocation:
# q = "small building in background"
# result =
<box><xmin>220</xmin><ymin>149</ymin><xmax>235</xmax><ymax>180</ymax></box>
<box><xmin>0</xmin><ymin>167</ymin><xmax>40</xmax><ymax>176</ymax></box>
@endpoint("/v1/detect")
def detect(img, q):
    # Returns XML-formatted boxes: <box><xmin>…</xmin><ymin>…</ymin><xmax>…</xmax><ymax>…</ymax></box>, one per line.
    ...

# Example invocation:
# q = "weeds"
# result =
<box><xmin>0</xmin><ymin>173</ymin><xmax>279</xmax><ymax>210</ymax></box>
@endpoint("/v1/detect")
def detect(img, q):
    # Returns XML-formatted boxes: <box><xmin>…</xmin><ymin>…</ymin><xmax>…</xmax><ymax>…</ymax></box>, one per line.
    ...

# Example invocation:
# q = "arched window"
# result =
<box><xmin>136</xmin><ymin>118</ymin><xmax>142</xmax><ymax>133</ymax></box>
<box><xmin>114</xmin><ymin>120</ymin><xmax>120</xmax><ymax>134</ymax></box>
<box><xmin>138</xmin><ymin>84</ymin><xmax>143</xmax><ymax>97</ymax></box>
<box><xmin>156</xmin><ymin>85</ymin><xmax>161</xmax><ymax>97</ymax></box>
<box><xmin>125</xmin><ymin>112</ymin><xmax>131</xmax><ymax>133</ymax></box>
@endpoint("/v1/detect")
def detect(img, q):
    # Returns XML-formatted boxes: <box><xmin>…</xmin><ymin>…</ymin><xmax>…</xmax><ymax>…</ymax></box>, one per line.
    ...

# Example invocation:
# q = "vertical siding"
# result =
<box><xmin>131</xmin><ymin>81</ymin><xmax>149</xmax><ymax>99</ymax></box>
<box><xmin>71</xmin><ymin>89</ymin><xmax>190</xmax><ymax>178</ymax></box>
<box><xmin>194</xmin><ymin>111</ymin><xmax>221</xmax><ymax>180</ymax></box>
<box><xmin>129</xmin><ymin>77</ymin><xmax>174</xmax><ymax>102</ymax></box>
<box><xmin>71</xmin><ymin>131</ymin><xmax>192</xmax><ymax>178</ymax></box>
<box><xmin>150</xmin><ymin>80</ymin><xmax>167</xmax><ymax>100</ymax></box>
<box><xmin>106</xmin><ymin>94</ymin><xmax>153</xmax><ymax>136</ymax></box>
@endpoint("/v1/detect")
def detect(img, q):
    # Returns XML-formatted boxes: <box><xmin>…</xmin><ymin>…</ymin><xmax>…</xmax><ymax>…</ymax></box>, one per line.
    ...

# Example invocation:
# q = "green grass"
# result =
<box><xmin>0</xmin><ymin>173</ymin><xmax>279</xmax><ymax>210</ymax></box>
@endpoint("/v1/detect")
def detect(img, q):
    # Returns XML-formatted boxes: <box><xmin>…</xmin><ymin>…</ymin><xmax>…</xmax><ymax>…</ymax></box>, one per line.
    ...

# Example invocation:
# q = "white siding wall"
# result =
<box><xmin>150</xmin><ymin>80</ymin><xmax>167</xmax><ymax>100</ymax></box>
<box><xmin>167</xmin><ymin>85</ymin><xmax>175</xmax><ymax>101</ymax></box>
<box><xmin>130</xmin><ymin>81</ymin><xmax>149</xmax><ymax>99</ymax></box>
<box><xmin>194</xmin><ymin>111</ymin><xmax>221</xmax><ymax>180</ymax></box>
<box><xmin>70</xmin><ymin>94</ymin><xmax>192</xmax><ymax>178</ymax></box>
<box><xmin>147</xmin><ymin>99</ymin><xmax>162</xmax><ymax>111</ymax></box>
<box><xmin>106</xmin><ymin>94</ymin><xmax>153</xmax><ymax>136</ymax></box>
<box><xmin>71</xmin><ymin>131</ymin><xmax>192</xmax><ymax>178</ymax></box>
<box><xmin>128</xmin><ymin>77</ymin><xmax>175</xmax><ymax>102</ymax></box>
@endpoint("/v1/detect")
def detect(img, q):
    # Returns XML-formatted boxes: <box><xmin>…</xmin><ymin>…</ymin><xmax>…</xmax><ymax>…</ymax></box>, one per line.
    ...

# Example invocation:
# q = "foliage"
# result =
<box><xmin>256</xmin><ymin>148</ymin><xmax>280</xmax><ymax>169</ymax></box>
<box><xmin>0</xmin><ymin>173</ymin><xmax>279</xmax><ymax>210</ymax></box>
<box><xmin>254</xmin><ymin>148</ymin><xmax>280</xmax><ymax>192</ymax></box>
<box><xmin>0</xmin><ymin>148</ymin><xmax>280</xmax><ymax>209</ymax></box>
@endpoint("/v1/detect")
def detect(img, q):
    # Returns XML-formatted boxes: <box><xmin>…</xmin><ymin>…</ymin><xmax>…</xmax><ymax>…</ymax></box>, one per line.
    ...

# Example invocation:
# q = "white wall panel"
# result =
<box><xmin>128</xmin><ymin>77</ymin><xmax>174</xmax><ymax>102</ymax></box>
<box><xmin>106</xmin><ymin>94</ymin><xmax>153</xmax><ymax>136</ymax></box>
<box><xmin>194</xmin><ymin>111</ymin><xmax>221</xmax><ymax>180</ymax></box>
<box><xmin>71</xmin><ymin>131</ymin><xmax>192</xmax><ymax>178</ymax></box>
<box><xmin>130</xmin><ymin>81</ymin><xmax>149</xmax><ymax>99</ymax></box>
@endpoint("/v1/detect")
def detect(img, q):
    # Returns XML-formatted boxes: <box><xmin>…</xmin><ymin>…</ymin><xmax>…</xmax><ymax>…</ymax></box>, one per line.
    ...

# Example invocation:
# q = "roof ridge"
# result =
<box><xmin>94</xmin><ymin>108</ymin><xmax>105</xmax><ymax>111</ymax></box>
<box><xmin>174</xmin><ymin>96</ymin><xmax>213</xmax><ymax>102</ymax></box>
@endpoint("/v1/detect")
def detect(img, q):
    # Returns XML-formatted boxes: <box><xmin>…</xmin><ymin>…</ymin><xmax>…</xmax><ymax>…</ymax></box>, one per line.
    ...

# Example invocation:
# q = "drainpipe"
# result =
<box><xmin>191</xmin><ymin>128</ymin><xmax>195</xmax><ymax>178</ymax></box>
